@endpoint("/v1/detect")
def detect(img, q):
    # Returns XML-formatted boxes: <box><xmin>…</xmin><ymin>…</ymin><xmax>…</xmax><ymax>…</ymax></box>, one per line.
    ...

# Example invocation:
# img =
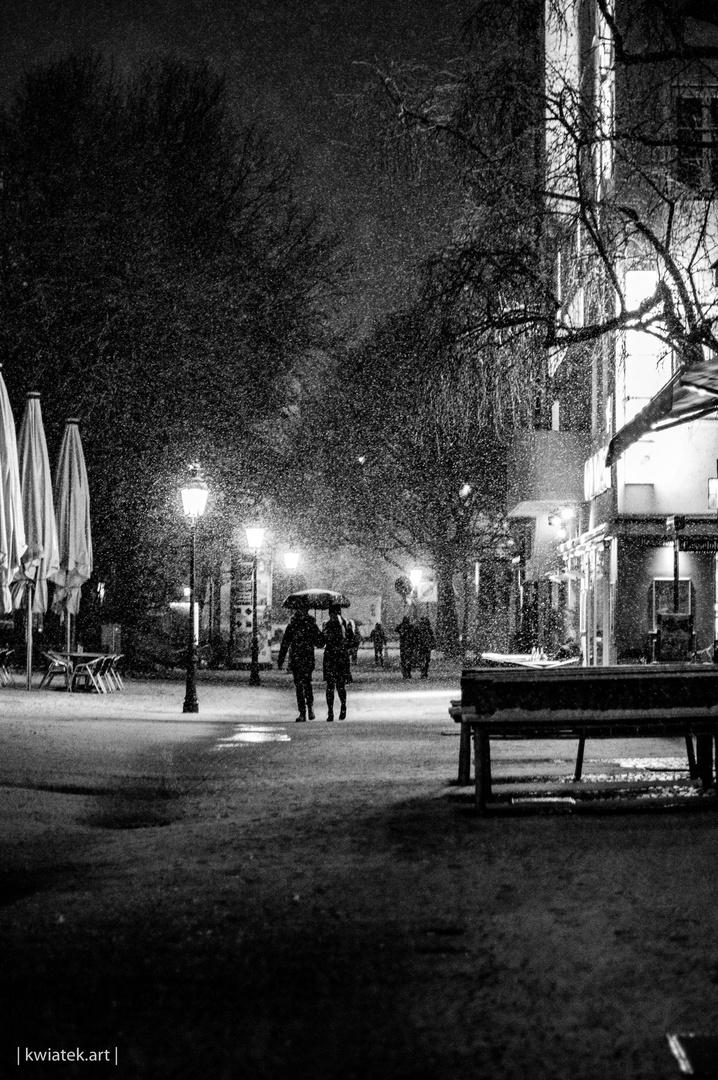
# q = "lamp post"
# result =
<box><xmin>246</xmin><ymin>526</ymin><xmax>265</xmax><ymax>686</ymax></box>
<box><xmin>180</xmin><ymin>465</ymin><xmax>209</xmax><ymax>714</ymax></box>
<box><xmin>284</xmin><ymin>550</ymin><xmax>299</xmax><ymax>594</ymax></box>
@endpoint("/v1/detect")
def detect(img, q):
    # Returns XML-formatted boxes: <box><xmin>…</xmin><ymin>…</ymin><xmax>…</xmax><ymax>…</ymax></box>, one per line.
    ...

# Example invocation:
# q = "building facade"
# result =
<box><xmin>507</xmin><ymin>0</ymin><xmax>718</xmax><ymax>663</ymax></box>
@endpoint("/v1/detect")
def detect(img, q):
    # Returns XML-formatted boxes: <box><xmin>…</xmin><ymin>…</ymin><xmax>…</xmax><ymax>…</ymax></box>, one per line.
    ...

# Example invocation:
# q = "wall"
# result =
<box><xmin>618</xmin><ymin>420</ymin><xmax>718</xmax><ymax>515</ymax></box>
<box><xmin>615</xmin><ymin>542</ymin><xmax>715</xmax><ymax>656</ymax></box>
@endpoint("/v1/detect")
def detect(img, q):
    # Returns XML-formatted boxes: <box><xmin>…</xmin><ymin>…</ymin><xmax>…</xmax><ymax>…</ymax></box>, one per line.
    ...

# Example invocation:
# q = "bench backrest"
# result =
<box><xmin>460</xmin><ymin>664</ymin><xmax>718</xmax><ymax>715</ymax></box>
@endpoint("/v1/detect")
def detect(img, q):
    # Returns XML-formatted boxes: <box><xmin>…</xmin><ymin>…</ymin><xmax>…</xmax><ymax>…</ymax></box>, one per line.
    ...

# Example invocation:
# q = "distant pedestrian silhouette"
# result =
<box><xmin>395</xmin><ymin>615</ymin><xmax>416</xmax><ymax>679</ymax></box>
<box><xmin>369</xmin><ymin>622</ymin><xmax>387</xmax><ymax>667</ymax></box>
<box><xmin>414</xmin><ymin>616</ymin><xmax>436</xmax><ymax>679</ymax></box>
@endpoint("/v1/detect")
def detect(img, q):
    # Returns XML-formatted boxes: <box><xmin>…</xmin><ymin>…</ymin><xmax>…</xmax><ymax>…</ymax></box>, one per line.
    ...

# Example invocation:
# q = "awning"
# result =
<box><xmin>605</xmin><ymin>356</ymin><xmax>718</xmax><ymax>467</ymax></box>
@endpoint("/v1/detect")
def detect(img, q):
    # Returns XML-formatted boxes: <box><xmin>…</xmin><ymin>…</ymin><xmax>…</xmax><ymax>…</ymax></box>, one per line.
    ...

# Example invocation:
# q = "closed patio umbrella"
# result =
<box><xmin>13</xmin><ymin>393</ymin><xmax>60</xmax><ymax>689</ymax></box>
<box><xmin>0</xmin><ymin>366</ymin><xmax>26</xmax><ymax>615</ymax></box>
<box><xmin>51</xmin><ymin>418</ymin><xmax>93</xmax><ymax>652</ymax></box>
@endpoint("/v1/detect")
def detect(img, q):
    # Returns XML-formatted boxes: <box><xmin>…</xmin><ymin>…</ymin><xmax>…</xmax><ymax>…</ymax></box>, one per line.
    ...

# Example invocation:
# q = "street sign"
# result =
<box><xmin>416</xmin><ymin>577</ymin><xmax>437</xmax><ymax>603</ymax></box>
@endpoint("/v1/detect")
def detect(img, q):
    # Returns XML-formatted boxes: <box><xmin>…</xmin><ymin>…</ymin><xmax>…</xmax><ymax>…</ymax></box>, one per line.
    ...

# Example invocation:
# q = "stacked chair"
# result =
<box><xmin>40</xmin><ymin>651</ymin><xmax>125</xmax><ymax>693</ymax></box>
<box><xmin>0</xmin><ymin>648</ymin><xmax>14</xmax><ymax>686</ymax></box>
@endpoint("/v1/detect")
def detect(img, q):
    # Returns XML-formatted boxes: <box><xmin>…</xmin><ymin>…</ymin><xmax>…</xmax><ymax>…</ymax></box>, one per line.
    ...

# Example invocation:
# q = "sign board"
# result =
<box><xmin>416</xmin><ymin>576</ymin><xmax>438</xmax><ymax>604</ymax></box>
<box><xmin>584</xmin><ymin>446</ymin><xmax>611</xmax><ymax>501</ymax></box>
<box><xmin>656</xmin><ymin>612</ymin><xmax>694</xmax><ymax>662</ymax></box>
<box><xmin>679</xmin><ymin>537</ymin><xmax>718</xmax><ymax>552</ymax></box>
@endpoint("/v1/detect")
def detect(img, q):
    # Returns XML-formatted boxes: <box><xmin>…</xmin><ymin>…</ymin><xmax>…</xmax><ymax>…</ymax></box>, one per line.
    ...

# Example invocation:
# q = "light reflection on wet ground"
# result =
<box><xmin>213</xmin><ymin>725</ymin><xmax>292</xmax><ymax>749</ymax></box>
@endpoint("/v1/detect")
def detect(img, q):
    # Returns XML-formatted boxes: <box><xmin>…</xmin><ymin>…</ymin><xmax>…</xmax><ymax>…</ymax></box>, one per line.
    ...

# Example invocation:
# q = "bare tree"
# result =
<box><xmin>362</xmin><ymin>0</ymin><xmax>718</xmax><ymax>434</ymax></box>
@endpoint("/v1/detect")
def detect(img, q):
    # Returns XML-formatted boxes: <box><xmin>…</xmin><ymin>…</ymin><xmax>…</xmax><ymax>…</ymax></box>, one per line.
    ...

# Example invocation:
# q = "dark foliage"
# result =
<box><xmin>0</xmin><ymin>51</ymin><xmax>343</xmax><ymax>639</ymax></box>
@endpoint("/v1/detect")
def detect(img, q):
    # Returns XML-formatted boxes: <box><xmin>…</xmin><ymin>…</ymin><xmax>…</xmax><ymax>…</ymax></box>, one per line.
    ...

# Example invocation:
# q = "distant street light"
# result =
<box><xmin>283</xmin><ymin>551</ymin><xmax>299</xmax><ymax>572</ymax></box>
<box><xmin>180</xmin><ymin>465</ymin><xmax>209</xmax><ymax>713</ymax></box>
<box><xmin>409</xmin><ymin>567</ymin><xmax>422</xmax><ymax>611</ymax></box>
<box><xmin>246</xmin><ymin>526</ymin><xmax>265</xmax><ymax>686</ymax></box>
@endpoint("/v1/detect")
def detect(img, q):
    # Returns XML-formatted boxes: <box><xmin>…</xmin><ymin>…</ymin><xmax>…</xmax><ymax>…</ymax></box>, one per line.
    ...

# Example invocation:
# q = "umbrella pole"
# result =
<box><xmin>66</xmin><ymin>612</ymin><xmax>72</xmax><ymax>655</ymax></box>
<box><xmin>25</xmin><ymin>584</ymin><xmax>33</xmax><ymax>691</ymax></box>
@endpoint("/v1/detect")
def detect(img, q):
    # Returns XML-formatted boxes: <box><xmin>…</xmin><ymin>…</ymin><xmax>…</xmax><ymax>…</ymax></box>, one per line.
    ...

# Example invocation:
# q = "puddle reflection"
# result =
<box><xmin>214</xmin><ymin>725</ymin><xmax>291</xmax><ymax>749</ymax></box>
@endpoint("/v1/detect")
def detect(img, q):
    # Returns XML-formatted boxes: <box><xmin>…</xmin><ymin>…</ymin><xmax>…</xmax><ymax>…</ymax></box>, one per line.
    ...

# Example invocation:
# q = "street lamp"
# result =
<box><xmin>246</xmin><ymin>526</ymin><xmax>265</xmax><ymax>686</ymax></box>
<box><xmin>180</xmin><ymin>464</ymin><xmax>209</xmax><ymax>714</ymax></box>
<box><xmin>284</xmin><ymin>551</ymin><xmax>299</xmax><ymax>572</ymax></box>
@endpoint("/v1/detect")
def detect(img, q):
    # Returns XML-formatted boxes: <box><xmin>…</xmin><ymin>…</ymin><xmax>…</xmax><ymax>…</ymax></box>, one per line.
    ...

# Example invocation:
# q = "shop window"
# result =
<box><xmin>650</xmin><ymin>578</ymin><xmax>691</xmax><ymax>628</ymax></box>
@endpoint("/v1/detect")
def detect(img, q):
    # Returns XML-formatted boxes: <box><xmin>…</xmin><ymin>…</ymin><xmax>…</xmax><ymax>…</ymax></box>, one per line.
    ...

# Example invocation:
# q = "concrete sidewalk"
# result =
<box><xmin>1</xmin><ymin>667</ymin><xmax>715</xmax><ymax>1080</ymax></box>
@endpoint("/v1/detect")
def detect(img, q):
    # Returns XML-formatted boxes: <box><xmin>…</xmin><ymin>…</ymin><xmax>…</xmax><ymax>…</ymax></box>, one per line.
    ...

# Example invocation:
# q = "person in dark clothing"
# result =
<box><xmin>554</xmin><ymin>637</ymin><xmax>582</xmax><ymax>661</ymax></box>
<box><xmin>369</xmin><ymin>622</ymin><xmax>387</xmax><ymax>666</ymax></box>
<box><xmin>322</xmin><ymin>604</ymin><xmax>354</xmax><ymax>720</ymax></box>
<box><xmin>415</xmin><ymin>616</ymin><xmax>436</xmax><ymax>678</ymax></box>
<box><xmin>277</xmin><ymin>609</ymin><xmax>324</xmax><ymax>721</ymax></box>
<box><xmin>395</xmin><ymin>615</ymin><xmax>416</xmax><ymax>679</ymax></box>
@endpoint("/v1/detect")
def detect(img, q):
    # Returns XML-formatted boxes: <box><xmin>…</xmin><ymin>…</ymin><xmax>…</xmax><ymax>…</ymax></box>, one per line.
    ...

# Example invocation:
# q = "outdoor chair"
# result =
<box><xmin>0</xmin><ymin>649</ymin><xmax>13</xmax><ymax>686</ymax></box>
<box><xmin>109</xmin><ymin>655</ymin><xmax>125</xmax><ymax>691</ymax></box>
<box><xmin>69</xmin><ymin>656</ymin><xmax>105</xmax><ymax>694</ymax></box>
<box><xmin>96</xmin><ymin>654</ymin><xmax>116</xmax><ymax>693</ymax></box>
<box><xmin>39</xmin><ymin>650</ymin><xmax>72</xmax><ymax>690</ymax></box>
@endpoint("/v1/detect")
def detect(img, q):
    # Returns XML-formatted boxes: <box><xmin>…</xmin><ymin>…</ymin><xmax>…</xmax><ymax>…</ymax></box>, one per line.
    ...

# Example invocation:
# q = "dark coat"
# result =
<box><xmin>395</xmin><ymin>617</ymin><xmax>415</xmax><ymax>659</ymax></box>
<box><xmin>414</xmin><ymin>618</ymin><xmax>436</xmax><ymax>661</ymax></box>
<box><xmin>278</xmin><ymin>612</ymin><xmax>324</xmax><ymax>673</ymax></box>
<box><xmin>322</xmin><ymin>614</ymin><xmax>354</xmax><ymax>679</ymax></box>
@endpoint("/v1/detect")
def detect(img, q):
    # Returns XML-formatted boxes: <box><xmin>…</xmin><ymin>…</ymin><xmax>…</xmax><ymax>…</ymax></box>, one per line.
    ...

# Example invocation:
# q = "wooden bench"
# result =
<box><xmin>450</xmin><ymin>664</ymin><xmax>718</xmax><ymax>812</ymax></box>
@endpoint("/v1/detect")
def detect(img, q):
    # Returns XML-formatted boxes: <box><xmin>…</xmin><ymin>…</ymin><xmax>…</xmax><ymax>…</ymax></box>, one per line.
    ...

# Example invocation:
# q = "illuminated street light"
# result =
<box><xmin>246</xmin><ymin>526</ymin><xmax>265</xmax><ymax>686</ymax></box>
<box><xmin>409</xmin><ymin>567</ymin><xmax>422</xmax><ymax>608</ymax></box>
<box><xmin>180</xmin><ymin>464</ymin><xmax>209</xmax><ymax>714</ymax></box>
<box><xmin>284</xmin><ymin>551</ymin><xmax>300</xmax><ymax>572</ymax></box>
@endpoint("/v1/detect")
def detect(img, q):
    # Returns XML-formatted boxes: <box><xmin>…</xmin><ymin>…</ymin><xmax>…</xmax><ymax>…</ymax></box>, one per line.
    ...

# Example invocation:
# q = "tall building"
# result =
<box><xmin>506</xmin><ymin>0</ymin><xmax>718</xmax><ymax>663</ymax></box>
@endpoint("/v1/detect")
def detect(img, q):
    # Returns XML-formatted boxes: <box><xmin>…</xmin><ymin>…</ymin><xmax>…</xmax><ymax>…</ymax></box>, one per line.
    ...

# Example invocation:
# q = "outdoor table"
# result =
<box><xmin>60</xmin><ymin>652</ymin><xmax>106</xmax><ymax>666</ymax></box>
<box><xmin>60</xmin><ymin>653</ymin><xmax>110</xmax><ymax>693</ymax></box>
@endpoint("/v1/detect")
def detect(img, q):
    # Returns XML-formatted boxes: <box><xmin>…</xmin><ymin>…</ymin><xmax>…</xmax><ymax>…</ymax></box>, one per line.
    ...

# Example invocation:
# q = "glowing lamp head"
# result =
<box><xmin>709</xmin><ymin>477</ymin><xmax>718</xmax><ymax>511</ymax></box>
<box><xmin>180</xmin><ymin>464</ymin><xmax>209</xmax><ymax>520</ymax></box>
<box><xmin>284</xmin><ymin>551</ymin><xmax>300</xmax><ymax>571</ymax></box>
<box><xmin>409</xmin><ymin>568</ymin><xmax>422</xmax><ymax>588</ymax></box>
<box><xmin>245</xmin><ymin>526</ymin><xmax>265</xmax><ymax>551</ymax></box>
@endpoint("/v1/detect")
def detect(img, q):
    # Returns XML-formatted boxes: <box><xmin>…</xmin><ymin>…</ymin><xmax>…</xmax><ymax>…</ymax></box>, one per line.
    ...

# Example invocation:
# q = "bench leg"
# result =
<box><xmin>695</xmin><ymin>734</ymin><xmax>714</xmax><ymax>791</ymax></box>
<box><xmin>574</xmin><ymin>736</ymin><xmax>586</xmax><ymax>782</ymax></box>
<box><xmin>458</xmin><ymin>723</ymin><xmax>472</xmax><ymax>785</ymax></box>
<box><xmin>474</xmin><ymin>729</ymin><xmax>492</xmax><ymax>813</ymax></box>
<box><xmin>685</xmin><ymin>736</ymin><xmax>699</xmax><ymax>780</ymax></box>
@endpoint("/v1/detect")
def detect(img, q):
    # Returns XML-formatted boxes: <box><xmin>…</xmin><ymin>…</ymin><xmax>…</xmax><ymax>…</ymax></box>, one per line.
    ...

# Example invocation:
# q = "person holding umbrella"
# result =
<box><xmin>277</xmin><ymin>607</ymin><xmax>324</xmax><ymax>722</ymax></box>
<box><xmin>322</xmin><ymin>603</ymin><xmax>355</xmax><ymax>721</ymax></box>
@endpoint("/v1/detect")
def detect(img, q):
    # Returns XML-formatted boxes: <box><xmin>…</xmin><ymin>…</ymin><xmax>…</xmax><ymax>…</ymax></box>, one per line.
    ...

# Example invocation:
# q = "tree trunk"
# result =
<box><xmin>434</xmin><ymin>550</ymin><xmax>461</xmax><ymax>658</ymax></box>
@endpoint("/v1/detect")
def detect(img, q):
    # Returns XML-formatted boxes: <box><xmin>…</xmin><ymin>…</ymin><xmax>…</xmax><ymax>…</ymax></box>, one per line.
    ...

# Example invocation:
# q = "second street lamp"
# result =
<box><xmin>409</xmin><ymin>567</ymin><xmax>422</xmax><ymax>608</ymax></box>
<box><xmin>284</xmin><ymin>550</ymin><xmax>299</xmax><ymax>594</ymax></box>
<box><xmin>180</xmin><ymin>465</ymin><xmax>209</xmax><ymax>714</ymax></box>
<box><xmin>245</xmin><ymin>526</ymin><xmax>265</xmax><ymax>686</ymax></box>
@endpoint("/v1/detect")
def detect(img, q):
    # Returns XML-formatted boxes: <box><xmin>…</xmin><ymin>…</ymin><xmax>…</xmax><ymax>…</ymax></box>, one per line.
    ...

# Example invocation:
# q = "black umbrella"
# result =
<box><xmin>282</xmin><ymin>589</ymin><xmax>350</xmax><ymax>611</ymax></box>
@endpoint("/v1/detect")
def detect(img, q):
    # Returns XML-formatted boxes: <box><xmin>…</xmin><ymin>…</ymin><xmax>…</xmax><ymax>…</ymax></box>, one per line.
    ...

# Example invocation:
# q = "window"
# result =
<box><xmin>676</xmin><ymin>90</ymin><xmax>718</xmax><ymax>190</ymax></box>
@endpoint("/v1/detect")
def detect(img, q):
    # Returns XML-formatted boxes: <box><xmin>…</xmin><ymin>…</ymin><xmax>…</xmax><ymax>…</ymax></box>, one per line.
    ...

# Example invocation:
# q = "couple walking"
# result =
<box><xmin>277</xmin><ymin>604</ymin><xmax>355</xmax><ymax>722</ymax></box>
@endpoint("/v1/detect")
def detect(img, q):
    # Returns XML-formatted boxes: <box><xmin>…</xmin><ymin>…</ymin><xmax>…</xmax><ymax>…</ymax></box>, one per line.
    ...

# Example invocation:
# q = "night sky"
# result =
<box><xmin>1</xmin><ymin>0</ymin><xmax>477</xmax><ymax>334</ymax></box>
